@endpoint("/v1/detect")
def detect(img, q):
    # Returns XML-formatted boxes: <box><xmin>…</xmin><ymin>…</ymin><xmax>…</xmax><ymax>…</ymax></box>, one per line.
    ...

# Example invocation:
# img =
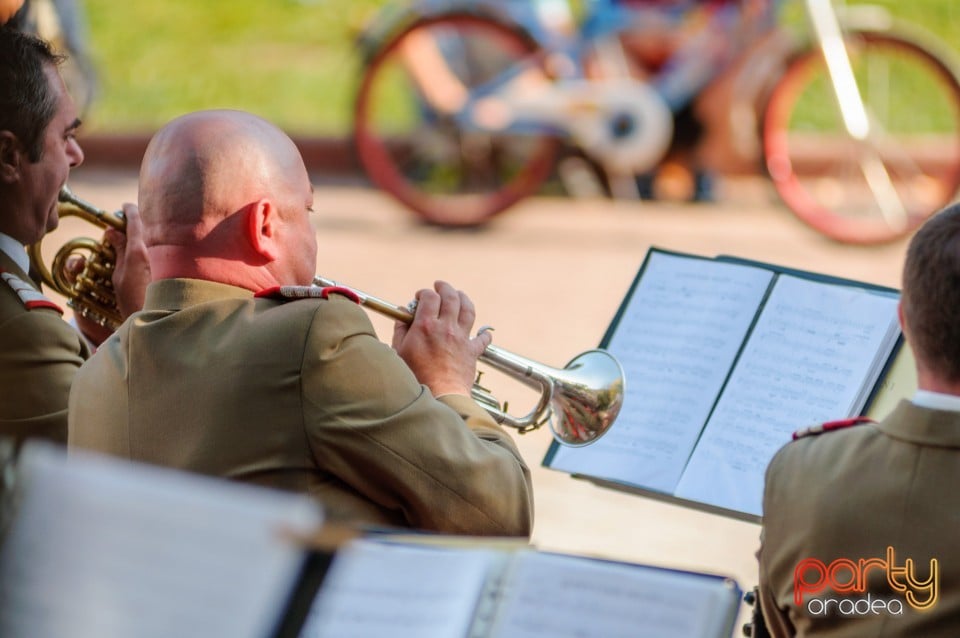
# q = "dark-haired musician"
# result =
<box><xmin>758</xmin><ymin>204</ymin><xmax>960</xmax><ymax>636</ymax></box>
<box><xmin>68</xmin><ymin>109</ymin><xmax>534</xmax><ymax>536</ymax></box>
<box><xmin>0</xmin><ymin>27</ymin><xmax>147</xmax><ymax>447</ymax></box>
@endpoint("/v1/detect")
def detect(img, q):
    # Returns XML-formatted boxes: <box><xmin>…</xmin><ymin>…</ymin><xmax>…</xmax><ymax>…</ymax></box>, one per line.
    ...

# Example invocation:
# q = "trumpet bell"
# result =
<box><xmin>477</xmin><ymin>344</ymin><xmax>624</xmax><ymax>446</ymax></box>
<box><xmin>547</xmin><ymin>349</ymin><xmax>624</xmax><ymax>447</ymax></box>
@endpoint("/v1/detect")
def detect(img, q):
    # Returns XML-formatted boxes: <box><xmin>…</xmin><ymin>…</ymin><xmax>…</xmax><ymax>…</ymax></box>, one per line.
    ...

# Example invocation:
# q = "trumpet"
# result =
<box><xmin>314</xmin><ymin>276</ymin><xmax>625</xmax><ymax>447</ymax></box>
<box><xmin>27</xmin><ymin>186</ymin><xmax>125</xmax><ymax>329</ymax></box>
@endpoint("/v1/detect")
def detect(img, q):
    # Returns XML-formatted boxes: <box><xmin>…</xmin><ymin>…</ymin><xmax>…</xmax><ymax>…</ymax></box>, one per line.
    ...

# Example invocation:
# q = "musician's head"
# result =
<box><xmin>138</xmin><ymin>109</ymin><xmax>317</xmax><ymax>290</ymax></box>
<box><xmin>901</xmin><ymin>203</ymin><xmax>960</xmax><ymax>387</ymax></box>
<box><xmin>0</xmin><ymin>27</ymin><xmax>83</xmax><ymax>245</ymax></box>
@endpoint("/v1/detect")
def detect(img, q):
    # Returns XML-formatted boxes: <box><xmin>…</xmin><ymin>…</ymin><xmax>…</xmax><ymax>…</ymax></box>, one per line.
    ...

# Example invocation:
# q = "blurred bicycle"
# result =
<box><xmin>352</xmin><ymin>0</ymin><xmax>960</xmax><ymax>244</ymax></box>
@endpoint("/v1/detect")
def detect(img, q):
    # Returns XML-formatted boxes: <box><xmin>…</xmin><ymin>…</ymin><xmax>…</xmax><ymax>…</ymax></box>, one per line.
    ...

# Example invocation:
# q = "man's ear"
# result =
<box><xmin>0</xmin><ymin>131</ymin><xmax>23</xmax><ymax>183</ymax></box>
<box><xmin>245</xmin><ymin>198</ymin><xmax>279</xmax><ymax>261</ymax></box>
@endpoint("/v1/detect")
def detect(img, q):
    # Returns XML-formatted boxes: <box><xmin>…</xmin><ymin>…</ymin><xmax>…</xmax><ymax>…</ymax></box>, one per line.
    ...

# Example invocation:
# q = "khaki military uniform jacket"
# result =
<box><xmin>0</xmin><ymin>250</ymin><xmax>89</xmax><ymax>446</ymax></box>
<box><xmin>69</xmin><ymin>278</ymin><xmax>534</xmax><ymax>535</ymax></box>
<box><xmin>759</xmin><ymin>401</ymin><xmax>960</xmax><ymax>637</ymax></box>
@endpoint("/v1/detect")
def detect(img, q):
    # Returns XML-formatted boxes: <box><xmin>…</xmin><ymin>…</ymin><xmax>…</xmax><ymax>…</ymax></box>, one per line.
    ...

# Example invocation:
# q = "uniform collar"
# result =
<box><xmin>0</xmin><ymin>232</ymin><xmax>30</xmax><ymax>275</ymax></box>
<box><xmin>143</xmin><ymin>278</ymin><xmax>254</xmax><ymax>311</ymax></box>
<box><xmin>876</xmin><ymin>400</ymin><xmax>960</xmax><ymax>448</ymax></box>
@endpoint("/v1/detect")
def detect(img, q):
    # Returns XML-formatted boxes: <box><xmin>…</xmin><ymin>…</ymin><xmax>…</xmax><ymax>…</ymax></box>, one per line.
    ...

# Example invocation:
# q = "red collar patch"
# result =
<box><xmin>254</xmin><ymin>285</ymin><xmax>360</xmax><ymax>304</ymax></box>
<box><xmin>792</xmin><ymin>416</ymin><xmax>876</xmax><ymax>440</ymax></box>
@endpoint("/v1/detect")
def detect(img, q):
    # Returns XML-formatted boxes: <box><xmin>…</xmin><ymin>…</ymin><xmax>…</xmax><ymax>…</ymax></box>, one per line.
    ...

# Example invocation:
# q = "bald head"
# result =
<box><xmin>139</xmin><ymin>109</ymin><xmax>308</xmax><ymax>245</ymax></box>
<box><xmin>138</xmin><ymin>110</ymin><xmax>317</xmax><ymax>289</ymax></box>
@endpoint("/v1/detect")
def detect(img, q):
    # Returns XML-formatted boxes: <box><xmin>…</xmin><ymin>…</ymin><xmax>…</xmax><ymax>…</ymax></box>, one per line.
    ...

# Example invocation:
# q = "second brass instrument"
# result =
<box><xmin>314</xmin><ymin>276</ymin><xmax>625</xmax><ymax>447</ymax></box>
<box><xmin>27</xmin><ymin>186</ymin><xmax>125</xmax><ymax>329</ymax></box>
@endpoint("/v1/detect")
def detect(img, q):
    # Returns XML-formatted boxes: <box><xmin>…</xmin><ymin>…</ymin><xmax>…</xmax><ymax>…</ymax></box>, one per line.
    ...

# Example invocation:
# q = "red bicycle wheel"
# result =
<box><xmin>354</xmin><ymin>14</ymin><xmax>560</xmax><ymax>226</ymax></box>
<box><xmin>763</xmin><ymin>31</ymin><xmax>960</xmax><ymax>244</ymax></box>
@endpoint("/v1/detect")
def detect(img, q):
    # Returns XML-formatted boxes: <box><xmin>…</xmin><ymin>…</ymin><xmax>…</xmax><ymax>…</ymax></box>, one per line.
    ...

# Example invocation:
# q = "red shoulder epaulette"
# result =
<box><xmin>0</xmin><ymin>270</ymin><xmax>63</xmax><ymax>314</ymax></box>
<box><xmin>254</xmin><ymin>285</ymin><xmax>361</xmax><ymax>304</ymax></box>
<box><xmin>792</xmin><ymin>416</ymin><xmax>875</xmax><ymax>440</ymax></box>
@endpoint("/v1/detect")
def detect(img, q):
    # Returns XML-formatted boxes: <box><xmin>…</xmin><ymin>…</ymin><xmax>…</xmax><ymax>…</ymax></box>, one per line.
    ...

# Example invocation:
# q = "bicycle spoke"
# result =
<box><xmin>856</xmin><ymin>147</ymin><xmax>907</xmax><ymax>231</ymax></box>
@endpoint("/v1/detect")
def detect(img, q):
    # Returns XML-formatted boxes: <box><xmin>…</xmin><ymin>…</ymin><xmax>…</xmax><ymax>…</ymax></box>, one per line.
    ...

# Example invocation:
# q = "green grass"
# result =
<box><xmin>82</xmin><ymin>0</ymin><xmax>389</xmax><ymax>135</ymax></box>
<box><xmin>75</xmin><ymin>0</ymin><xmax>960</xmax><ymax>136</ymax></box>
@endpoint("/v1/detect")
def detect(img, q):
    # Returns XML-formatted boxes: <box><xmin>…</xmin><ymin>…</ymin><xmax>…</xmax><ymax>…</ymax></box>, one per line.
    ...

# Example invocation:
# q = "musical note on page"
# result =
<box><xmin>673</xmin><ymin>274</ymin><xmax>900</xmax><ymax>516</ymax></box>
<box><xmin>548</xmin><ymin>251</ymin><xmax>774</xmax><ymax>493</ymax></box>
<box><xmin>543</xmin><ymin>248</ymin><xmax>905</xmax><ymax>520</ymax></box>
<box><xmin>487</xmin><ymin>552</ymin><xmax>740</xmax><ymax>638</ymax></box>
<box><xmin>299</xmin><ymin>540</ymin><xmax>499</xmax><ymax>638</ymax></box>
<box><xmin>298</xmin><ymin>538</ymin><xmax>741</xmax><ymax>638</ymax></box>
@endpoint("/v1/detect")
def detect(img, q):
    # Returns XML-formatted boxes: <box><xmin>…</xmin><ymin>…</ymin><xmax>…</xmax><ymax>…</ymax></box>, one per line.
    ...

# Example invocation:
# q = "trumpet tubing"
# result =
<box><xmin>314</xmin><ymin>276</ymin><xmax>625</xmax><ymax>447</ymax></box>
<box><xmin>27</xmin><ymin>186</ymin><xmax>125</xmax><ymax>329</ymax></box>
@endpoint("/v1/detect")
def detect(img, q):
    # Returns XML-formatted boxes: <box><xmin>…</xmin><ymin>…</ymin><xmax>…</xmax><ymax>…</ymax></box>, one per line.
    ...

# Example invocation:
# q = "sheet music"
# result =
<box><xmin>300</xmin><ymin>540</ymin><xmax>500</xmax><ymax>638</ymax></box>
<box><xmin>549</xmin><ymin>251</ymin><xmax>773</xmax><ymax>493</ymax></box>
<box><xmin>487</xmin><ymin>552</ymin><xmax>739</xmax><ymax>638</ymax></box>
<box><xmin>0</xmin><ymin>443</ymin><xmax>322</xmax><ymax>638</ymax></box>
<box><xmin>673</xmin><ymin>274</ymin><xmax>900</xmax><ymax>516</ymax></box>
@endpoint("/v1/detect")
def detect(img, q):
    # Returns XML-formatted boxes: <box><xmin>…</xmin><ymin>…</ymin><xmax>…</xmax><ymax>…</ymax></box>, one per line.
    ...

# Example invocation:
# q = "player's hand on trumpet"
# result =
<box><xmin>107</xmin><ymin>203</ymin><xmax>150</xmax><ymax>320</ymax></box>
<box><xmin>392</xmin><ymin>280</ymin><xmax>492</xmax><ymax>398</ymax></box>
<box><xmin>63</xmin><ymin>253</ymin><xmax>110</xmax><ymax>346</ymax></box>
<box><xmin>67</xmin><ymin>203</ymin><xmax>150</xmax><ymax>345</ymax></box>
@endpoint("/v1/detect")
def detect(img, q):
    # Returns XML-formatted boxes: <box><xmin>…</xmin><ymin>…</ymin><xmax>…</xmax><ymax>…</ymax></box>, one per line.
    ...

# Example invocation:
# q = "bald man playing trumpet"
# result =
<box><xmin>68</xmin><ymin>109</ymin><xmax>534</xmax><ymax>536</ymax></box>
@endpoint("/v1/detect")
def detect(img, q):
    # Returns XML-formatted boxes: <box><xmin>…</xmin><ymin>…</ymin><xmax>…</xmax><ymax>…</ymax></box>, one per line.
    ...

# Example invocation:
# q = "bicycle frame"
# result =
<box><xmin>430</xmin><ymin>0</ymin><xmax>784</xmax><ymax>175</ymax></box>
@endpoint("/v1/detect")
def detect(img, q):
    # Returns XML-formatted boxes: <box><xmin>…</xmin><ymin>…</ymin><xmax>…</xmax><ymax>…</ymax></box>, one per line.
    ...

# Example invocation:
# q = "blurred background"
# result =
<box><xmin>57</xmin><ymin>0</ymin><xmax>960</xmax><ymax>137</ymax></box>
<box><xmin>55</xmin><ymin>0</ymin><xmax>960</xmax><ymax>240</ymax></box>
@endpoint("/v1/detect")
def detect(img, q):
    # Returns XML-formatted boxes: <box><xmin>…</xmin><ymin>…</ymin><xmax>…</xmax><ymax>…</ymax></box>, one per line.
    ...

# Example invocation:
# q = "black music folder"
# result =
<box><xmin>294</xmin><ymin>535</ymin><xmax>743</xmax><ymax>638</ymax></box>
<box><xmin>543</xmin><ymin>247</ymin><xmax>913</xmax><ymax>522</ymax></box>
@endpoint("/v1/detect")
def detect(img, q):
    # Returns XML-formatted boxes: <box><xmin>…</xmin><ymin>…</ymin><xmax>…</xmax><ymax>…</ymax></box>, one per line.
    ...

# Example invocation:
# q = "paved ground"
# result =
<box><xmin>53</xmin><ymin>165</ymin><xmax>912</xmax><ymax>628</ymax></box>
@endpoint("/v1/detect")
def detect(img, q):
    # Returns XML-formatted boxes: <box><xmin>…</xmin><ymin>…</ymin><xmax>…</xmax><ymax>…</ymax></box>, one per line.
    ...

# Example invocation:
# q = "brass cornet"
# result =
<box><xmin>27</xmin><ymin>186</ymin><xmax>125</xmax><ymax>329</ymax></box>
<box><xmin>314</xmin><ymin>276</ymin><xmax>625</xmax><ymax>447</ymax></box>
